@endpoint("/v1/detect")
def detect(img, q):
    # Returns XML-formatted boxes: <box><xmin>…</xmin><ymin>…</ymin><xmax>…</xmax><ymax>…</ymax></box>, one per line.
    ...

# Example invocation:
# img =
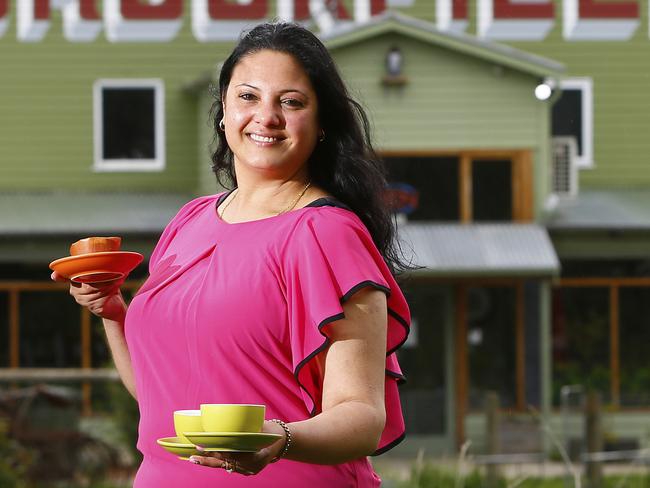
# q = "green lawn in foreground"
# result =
<box><xmin>390</xmin><ymin>465</ymin><xmax>650</xmax><ymax>488</ymax></box>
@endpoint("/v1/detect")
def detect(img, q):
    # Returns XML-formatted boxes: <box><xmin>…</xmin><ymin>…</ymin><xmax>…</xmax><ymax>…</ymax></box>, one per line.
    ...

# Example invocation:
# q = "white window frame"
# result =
<box><xmin>93</xmin><ymin>78</ymin><xmax>165</xmax><ymax>172</ymax></box>
<box><xmin>557</xmin><ymin>77</ymin><xmax>593</xmax><ymax>169</ymax></box>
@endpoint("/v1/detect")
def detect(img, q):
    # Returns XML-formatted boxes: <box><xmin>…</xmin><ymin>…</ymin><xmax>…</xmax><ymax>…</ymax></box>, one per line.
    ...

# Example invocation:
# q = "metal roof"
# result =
<box><xmin>545</xmin><ymin>190</ymin><xmax>650</xmax><ymax>232</ymax></box>
<box><xmin>321</xmin><ymin>10</ymin><xmax>565</xmax><ymax>79</ymax></box>
<box><xmin>398</xmin><ymin>223</ymin><xmax>560</xmax><ymax>277</ymax></box>
<box><xmin>1</xmin><ymin>193</ymin><xmax>561</xmax><ymax>277</ymax></box>
<box><xmin>0</xmin><ymin>192</ymin><xmax>193</xmax><ymax>236</ymax></box>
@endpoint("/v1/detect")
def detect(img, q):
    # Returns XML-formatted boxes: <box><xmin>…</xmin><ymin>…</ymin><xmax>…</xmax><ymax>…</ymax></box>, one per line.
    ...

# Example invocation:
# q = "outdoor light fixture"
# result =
<box><xmin>386</xmin><ymin>46</ymin><xmax>403</xmax><ymax>76</ymax></box>
<box><xmin>535</xmin><ymin>78</ymin><xmax>557</xmax><ymax>101</ymax></box>
<box><xmin>382</xmin><ymin>46</ymin><xmax>408</xmax><ymax>87</ymax></box>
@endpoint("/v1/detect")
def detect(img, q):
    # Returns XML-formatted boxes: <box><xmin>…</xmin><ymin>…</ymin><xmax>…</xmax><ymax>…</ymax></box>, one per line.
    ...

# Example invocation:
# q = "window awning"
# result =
<box><xmin>398</xmin><ymin>223</ymin><xmax>560</xmax><ymax>278</ymax></box>
<box><xmin>545</xmin><ymin>190</ymin><xmax>650</xmax><ymax>231</ymax></box>
<box><xmin>0</xmin><ymin>192</ymin><xmax>193</xmax><ymax>236</ymax></box>
<box><xmin>0</xmin><ymin>192</ymin><xmax>195</xmax><ymax>263</ymax></box>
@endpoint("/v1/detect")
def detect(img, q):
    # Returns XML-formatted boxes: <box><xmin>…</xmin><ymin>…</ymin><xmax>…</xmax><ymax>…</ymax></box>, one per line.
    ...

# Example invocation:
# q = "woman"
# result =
<box><xmin>54</xmin><ymin>22</ymin><xmax>410</xmax><ymax>487</ymax></box>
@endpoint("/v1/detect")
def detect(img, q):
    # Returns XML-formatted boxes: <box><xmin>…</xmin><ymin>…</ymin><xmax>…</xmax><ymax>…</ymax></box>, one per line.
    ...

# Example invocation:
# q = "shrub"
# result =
<box><xmin>0</xmin><ymin>418</ymin><xmax>33</xmax><ymax>488</ymax></box>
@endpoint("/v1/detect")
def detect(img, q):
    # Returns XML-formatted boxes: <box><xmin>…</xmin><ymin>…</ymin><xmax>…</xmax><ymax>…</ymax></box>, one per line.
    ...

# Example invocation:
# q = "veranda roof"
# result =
<box><xmin>545</xmin><ymin>190</ymin><xmax>650</xmax><ymax>231</ymax></box>
<box><xmin>398</xmin><ymin>223</ymin><xmax>560</xmax><ymax>277</ymax></box>
<box><xmin>0</xmin><ymin>192</ymin><xmax>193</xmax><ymax>236</ymax></box>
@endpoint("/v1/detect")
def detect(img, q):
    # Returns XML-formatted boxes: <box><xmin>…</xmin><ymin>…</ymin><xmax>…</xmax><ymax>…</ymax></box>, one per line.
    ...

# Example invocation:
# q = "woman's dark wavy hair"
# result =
<box><xmin>210</xmin><ymin>21</ymin><xmax>411</xmax><ymax>275</ymax></box>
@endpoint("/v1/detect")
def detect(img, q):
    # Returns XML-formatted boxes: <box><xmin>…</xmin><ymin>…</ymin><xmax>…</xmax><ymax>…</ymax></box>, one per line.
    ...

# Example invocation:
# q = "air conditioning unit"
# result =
<box><xmin>552</xmin><ymin>136</ymin><xmax>579</xmax><ymax>197</ymax></box>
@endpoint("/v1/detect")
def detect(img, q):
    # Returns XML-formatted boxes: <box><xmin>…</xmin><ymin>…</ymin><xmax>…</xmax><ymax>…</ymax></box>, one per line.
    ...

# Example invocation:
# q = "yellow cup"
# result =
<box><xmin>200</xmin><ymin>404</ymin><xmax>265</xmax><ymax>433</ymax></box>
<box><xmin>173</xmin><ymin>410</ymin><xmax>203</xmax><ymax>443</ymax></box>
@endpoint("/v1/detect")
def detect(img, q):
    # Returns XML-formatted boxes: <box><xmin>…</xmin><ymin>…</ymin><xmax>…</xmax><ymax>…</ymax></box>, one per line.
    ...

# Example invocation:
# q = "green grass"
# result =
<box><xmin>388</xmin><ymin>464</ymin><xmax>650</xmax><ymax>488</ymax></box>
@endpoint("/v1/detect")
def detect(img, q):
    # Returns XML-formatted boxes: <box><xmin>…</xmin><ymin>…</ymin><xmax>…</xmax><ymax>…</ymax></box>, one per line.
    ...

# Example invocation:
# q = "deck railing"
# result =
<box><xmin>0</xmin><ymin>280</ymin><xmax>142</xmax><ymax>415</ymax></box>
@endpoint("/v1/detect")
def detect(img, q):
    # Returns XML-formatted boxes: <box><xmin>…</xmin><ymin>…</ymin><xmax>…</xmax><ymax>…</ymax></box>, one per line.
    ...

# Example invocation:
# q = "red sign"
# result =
<box><xmin>436</xmin><ymin>0</ymin><xmax>468</xmax><ymax>32</ymax></box>
<box><xmin>79</xmin><ymin>0</ymin><xmax>100</xmax><ymax>20</ymax></box>
<box><xmin>494</xmin><ymin>0</ymin><xmax>554</xmax><ymax>18</ymax></box>
<box><xmin>453</xmin><ymin>0</ymin><xmax>467</xmax><ymax>20</ymax></box>
<box><xmin>4</xmin><ymin>0</ymin><xmax>645</xmax><ymax>43</ymax></box>
<box><xmin>478</xmin><ymin>0</ymin><xmax>555</xmax><ymax>40</ymax></box>
<box><xmin>564</xmin><ymin>0</ymin><xmax>639</xmax><ymax>40</ymax></box>
<box><xmin>207</xmin><ymin>0</ymin><xmax>267</xmax><ymax>21</ymax></box>
<box><xmin>580</xmin><ymin>0</ymin><xmax>638</xmax><ymax>18</ymax></box>
<box><xmin>0</xmin><ymin>0</ymin><xmax>8</xmax><ymax>37</ymax></box>
<box><xmin>122</xmin><ymin>0</ymin><xmax>182</xmax><ymax>20</ymax></box>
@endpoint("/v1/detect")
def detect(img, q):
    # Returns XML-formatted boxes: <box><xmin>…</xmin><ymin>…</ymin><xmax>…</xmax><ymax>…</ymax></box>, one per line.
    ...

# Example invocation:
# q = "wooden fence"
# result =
<box><xmin>0</xmin><ymin>280</ymin><xmax>141</xmax><ymax>415</ymax></box>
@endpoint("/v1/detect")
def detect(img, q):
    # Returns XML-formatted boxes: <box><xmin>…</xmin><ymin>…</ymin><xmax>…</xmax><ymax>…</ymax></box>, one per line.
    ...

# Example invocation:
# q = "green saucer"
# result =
<box><xmin>183</xmin><ymin>432</ymin><xmax>282</xmax><ymax>452</ymax></box>
<box><xmin>157</xmin><ymin>436</ymin><xmax>201</xmax><ymax>460</ymax></box>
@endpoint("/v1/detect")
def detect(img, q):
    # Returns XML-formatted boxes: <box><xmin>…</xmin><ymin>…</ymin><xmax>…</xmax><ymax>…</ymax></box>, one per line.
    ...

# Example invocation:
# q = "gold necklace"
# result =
<box><xmin>219</xmin><ymin>182</ymin><xmax>312</xmax><ymax>220</ymax></box>
<box><xmin>219</xmin><ymin>188</ymin><xmax>238</xmax><ymax>219</ymax></box>
<box><xmin>277</xmin><ymin>181</ymin><xmax>312</xmax><ymax>215</ymax></box>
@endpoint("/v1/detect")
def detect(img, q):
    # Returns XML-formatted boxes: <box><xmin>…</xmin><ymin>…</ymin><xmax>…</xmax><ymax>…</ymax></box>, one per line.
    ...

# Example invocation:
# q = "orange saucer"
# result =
<box><xmin>49</xmin><ymin>251</ymin><xmax>143</xmax><ymax>284</ymax></box>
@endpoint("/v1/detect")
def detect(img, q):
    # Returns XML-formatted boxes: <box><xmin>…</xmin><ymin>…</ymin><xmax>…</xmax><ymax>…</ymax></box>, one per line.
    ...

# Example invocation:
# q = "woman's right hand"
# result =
<box><xmin>51</xmin><ymin>271</ymin><xmax>127</xmax><ymax>323</ymax></box>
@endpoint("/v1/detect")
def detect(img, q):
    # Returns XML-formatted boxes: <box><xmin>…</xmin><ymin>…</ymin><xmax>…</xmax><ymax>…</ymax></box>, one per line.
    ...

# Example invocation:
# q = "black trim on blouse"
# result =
<box><xmin>373</xmin><ymin>431</ymin><xmax>407</xmax><ymax>456</ymax></box>
<box><xmin>292</xmin><ymin>280</ymin><xmax>410</xmax><ymax>457</ymax></box>
<box><xmin>214</xmin><ymin>191</ymin><xmax>350</xmax><ymax>215</ymax></box>
<box><xmin>218</xmin><ymin>190</ymin><xmax>235</xmax><ymax>203</ymax></box>
<box><xmin>304</xmin><ymin>196</ymin><xmax>352</xmax><ymax>212</ymax></box>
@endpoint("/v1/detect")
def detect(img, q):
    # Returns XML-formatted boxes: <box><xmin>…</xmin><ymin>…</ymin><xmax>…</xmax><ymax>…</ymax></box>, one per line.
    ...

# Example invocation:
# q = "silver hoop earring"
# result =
<box><xmin>319</xmin><ymin>130</ymin><xmax>325</xmax><ymax>142</ymax></box>
<box><xmin>219</xmin><ymin>119</ymin><xmax>225</xmax><ymax>131</ymax></box>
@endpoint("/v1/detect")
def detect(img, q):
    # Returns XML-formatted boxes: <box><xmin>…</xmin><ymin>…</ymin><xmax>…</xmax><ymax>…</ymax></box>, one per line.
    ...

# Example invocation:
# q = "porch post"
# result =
<box><xmin>445</xmin><ymin>286</ymin><xmax>457</xmax><ymax>449</ymax></box>
<box><xmin>454</xmin><ymin>284</ymin><xmax>468</xmax><ymax>449</ymax></box>
<box><xmin>539</xmin><ymin>280</ymin><xmax>552</xmax><ymax>455</ymax></box>
<box><xmin>9</xmin><ymin>289</ymin><xmax>19</xmax><ymax>368</ymax></box>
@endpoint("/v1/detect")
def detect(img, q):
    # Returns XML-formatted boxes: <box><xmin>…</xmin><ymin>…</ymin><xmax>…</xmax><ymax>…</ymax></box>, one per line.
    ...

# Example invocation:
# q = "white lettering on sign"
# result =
<box><xmin>193</xmin><ymin>0</ymin><xmax>267</xmax><ymax>42</ymax></box>
<box><xmin>1</xmin><ymin>0</ymin><xmax>647</xmax><ymax>42</ymax></box>
<box><xmin>277</xmin><ymin>0</ymin><xmax>295</xmax><ymax>20</ymax></box>
<box><xmin>436</xmin><ymin>0</ymin><xmax>468</xmax><ymax>33</ymax></box>
<box><xmin>563</xmin><ymin>0</ymin><xmax>639</xmax><ymax>40</ymax></box>
<box><xmin>310</xmin><ymin>0</ymin><xmax>337</xmax><ymax>34</ymax></box>
<box><xmin>478</xmin><ymin>0</ymin><xmax>554</xmax><ymax>40</ymax></box>
<box><xmin>17</xmin><ymin>0</ymin><xmax>50</xmax><ymax>41</ymax></box>
<box><xmin>0</xmin><ymin>0</ymin><xmax>8</xmax><ymax>37</ymax></box>
<box><xmin>62</xmin><ymin>0</ymin><xmax>102</xmax><ymax>42</ymax></box>
<box><xmin>105</xmin><ymin>0</ymin><xmax>183</xmax><ymax>42</ymax></box>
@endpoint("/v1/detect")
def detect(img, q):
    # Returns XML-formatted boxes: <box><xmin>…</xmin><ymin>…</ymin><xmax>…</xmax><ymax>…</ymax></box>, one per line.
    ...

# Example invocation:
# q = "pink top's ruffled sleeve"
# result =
<box><xmin>148</xmin><ymin>196</ymin><xmax>217</xmax><ymax>271</ymax></box>
<box><xmin>134</xmin><ymin>196</ymin><xmax>219</xmax><ymax>298</ymax></box>
<box><xmin>282</xmin><ymin>207</ymin><xmax>410</xmax><ymax>455</ymax></box>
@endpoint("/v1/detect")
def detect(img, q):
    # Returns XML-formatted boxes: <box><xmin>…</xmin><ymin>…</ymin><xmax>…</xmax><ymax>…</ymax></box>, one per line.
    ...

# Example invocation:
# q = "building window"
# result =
<box><xmin>553</xmin><ymin>259</ymin><xmax>650</xmax><ymax>408</ymax></box>
<box><xmin>467</xmin><ymin>286</ymin><xmax>517</xmax><ymax>409</ymax></box>
<box><xmin>384</xmin><ymin>151</ymin><xmax>533</xmax><ymax>223</ymax></box>
<box><xmin>397</xmin><ymin>287</ymin><xmax>448</xmax><ymax>435</ymax></box>
<box><xmin>472</xmin><ymin>159</ymin><xmax>512</xmax><ymax>221</ymax></box>
<box><xmin>552</xmin><ymin>78</ymin><xmax>593</xmax><ymax>168</ymax></box>
<box><xmin>93</xmin><ymin>79</ymin><xmax>165</xmax><ymax>172</ymax></box>
<box><xmin>385</xmin><ymin>156</ymin><xmax>459</xmax><ymax>221</ymax></box>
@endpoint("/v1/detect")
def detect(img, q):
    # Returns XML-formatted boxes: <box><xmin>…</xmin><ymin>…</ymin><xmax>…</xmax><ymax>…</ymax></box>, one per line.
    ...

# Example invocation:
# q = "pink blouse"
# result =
<box><xmin>125</xmin><ymin>193</ymin><xmax>410</xmax><ymax>487</ymax></box>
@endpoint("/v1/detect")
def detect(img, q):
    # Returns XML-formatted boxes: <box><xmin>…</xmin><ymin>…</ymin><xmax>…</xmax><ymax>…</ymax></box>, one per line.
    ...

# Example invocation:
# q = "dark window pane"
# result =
<box><xmin>0</xmin><ymin>292</ymin><xmax>7</xmax><ymax>366</ymax></box>
<box><xmin>103</xmin><ymin>88</ymin><xmax>156</xmax><ymax>160</ymax></box>
<box><xmin>552</xmin><ymin>89</ymin><xmax>583</xmax><ymax>155</ymax></box>
<box><xmin>20</xmin><ymin>291</ymin><xmax>81</xmax><ymax>367</ymax></box>
<box><xmin>620</xmin><ymin>288</ymin><xmax>650</xmax><ymax>407</ymax></box>
<box><xmin>468</xmin><ymin>286</ymin><xmax>516</xmax><ymax>409</ymax></box>
<box><xmin>561</xmin><ymin>259</ymin><xmax>650</xmax><ymax>278</ymax></box>
<box><xmin>397</xmin><ymin>287</ymin><xmax>447</xmax><ymax>434</ymax></box>
<box><xmin>552</xmin><ymin>287</ymin><xmax>610</xmax><ymax>405</ymax></box>
<box><xmin>91</xmin><ymin>314</ymin><xmax>111</xmax><ymax>368</ymax></box>
<box><xmin>385</xmin><ymin>157</ymin><xmax>458</xmax><ymax>221</ymax></box>
<box><xmin>524</xmin><ymin>282</ymin><xmax>542</xmax><ymax>408</ymax></box>
<box><xmin>472</xmin><ymin>159</ymin><xmax>512</xmax><ymax>221</ymax></box>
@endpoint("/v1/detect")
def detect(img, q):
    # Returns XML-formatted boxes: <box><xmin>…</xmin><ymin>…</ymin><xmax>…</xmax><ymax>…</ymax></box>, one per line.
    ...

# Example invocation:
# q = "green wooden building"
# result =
<box><xmin>2</xmin><ymin>0</ymin><xmax>650</xmax><ymax>457</ymax></box>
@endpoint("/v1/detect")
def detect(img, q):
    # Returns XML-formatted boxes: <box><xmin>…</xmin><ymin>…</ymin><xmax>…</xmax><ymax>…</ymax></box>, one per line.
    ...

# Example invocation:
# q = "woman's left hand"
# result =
<box><xmin>187</xmin><ymin>420</ymin><xmax>286</xmax><ymax>475</ymax></box>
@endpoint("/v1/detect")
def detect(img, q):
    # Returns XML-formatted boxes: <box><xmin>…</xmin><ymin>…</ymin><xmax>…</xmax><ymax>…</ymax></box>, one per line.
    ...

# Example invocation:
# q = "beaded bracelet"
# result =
<box><xmin>269</xmin><ymin>418</ymin><xmax>292</xmax><ymax>462</ymax></box>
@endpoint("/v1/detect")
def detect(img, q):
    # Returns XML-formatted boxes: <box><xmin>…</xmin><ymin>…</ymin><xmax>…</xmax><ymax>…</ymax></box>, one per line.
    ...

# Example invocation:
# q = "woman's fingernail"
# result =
<box><xmin>189</xmin><ymin>456</ymin><xmax>200</xmax><ymax>464</ymax></box>
<box><xmin>196</xmin><ymin>445</ymin><xmax>205</xmax><ymax>452</ymax></box>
